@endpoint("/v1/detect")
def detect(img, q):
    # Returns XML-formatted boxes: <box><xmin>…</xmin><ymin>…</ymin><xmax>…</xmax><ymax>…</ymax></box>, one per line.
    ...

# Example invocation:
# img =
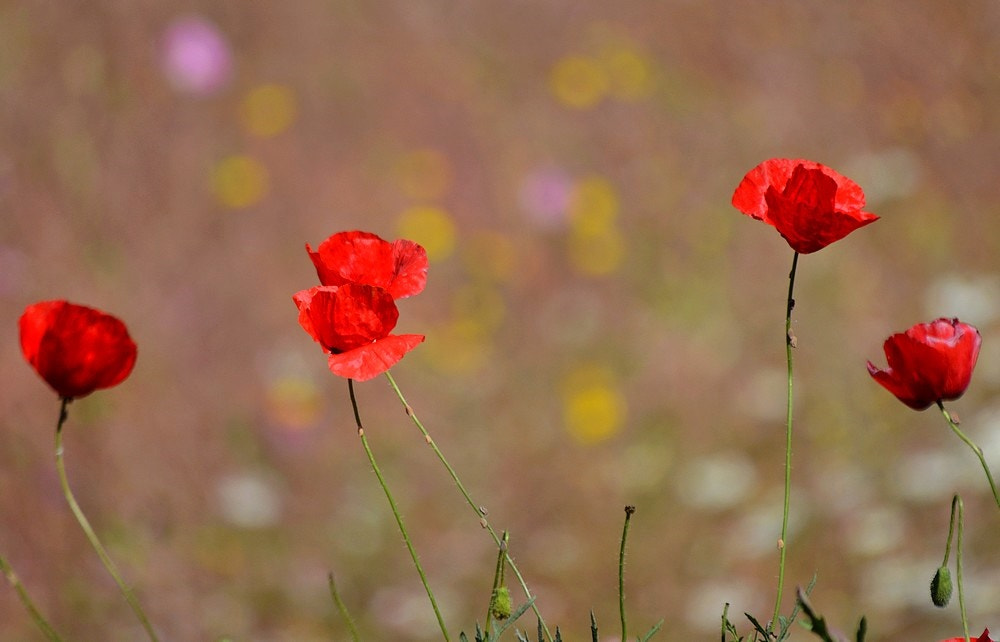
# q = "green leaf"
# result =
<box><xmin>638</xmin><ymin>618</ymin><xmax>665</xmax><ymax>641</ymax></box>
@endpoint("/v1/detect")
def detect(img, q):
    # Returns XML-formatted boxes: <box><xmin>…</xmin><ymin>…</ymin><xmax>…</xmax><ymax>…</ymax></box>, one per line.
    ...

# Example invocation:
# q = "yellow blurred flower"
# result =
<box><xmin>211</xmin><ymin>155</ymin><xmax>269</xmax><ymax>209</ymax></box>
<box><xmin>421</xmin><ymin>318</ymin><xmax>493</xmax><ymax>374</ymax></box>
<box><xmin>397</xmin><ymin>205</ymin><xmax>457</xmax><ymax>262</ymax></box>
<box><xmin>568</xmin><ymin>226</ymin><xmax>625</xmax><ymax>276</ymax></box>
<box><xmin>561</xmin><ymin>363</ymin><xmax>626</xmax><ymax>444</ymax></box>
<box><xmin>240</xmin><ymin>84</ymin><xmax>297</xmax><ymax>138</ymax></box>
<box><xmin>463</xmin><ymin>231</ymin><xmax>517</xmax><ymax>282</ymax></box>
<box><xmin>569</xmin><ymin>175</ymin><xmax>619</xmax><ymax>234</ymax></box>
<box><xmin>602</xmin><ymin>46</ymin><xmax>654</xmax><ymax>101</ymax></box>
<box><xmin>550</xmin><ymin>55</ymin><xmax>609</xmax><ymax>109</ymax></box>
<box><xmin>395</xmin><ymin>148</ymin><xmax>453</xmax><ymax>200</ymax></box>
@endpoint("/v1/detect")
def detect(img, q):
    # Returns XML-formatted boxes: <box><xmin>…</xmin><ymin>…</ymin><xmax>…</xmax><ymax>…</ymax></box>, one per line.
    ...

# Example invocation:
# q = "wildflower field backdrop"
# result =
<box><xmin>2</xmin><ymin>1</ymin><xmax>1000</xmax><ymax>639</ymax></box>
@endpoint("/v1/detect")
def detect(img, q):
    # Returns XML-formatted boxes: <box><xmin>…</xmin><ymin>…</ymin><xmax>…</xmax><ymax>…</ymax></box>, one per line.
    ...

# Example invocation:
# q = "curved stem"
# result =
<box><xmin>348</xmin><ymin>380</ymin><xmax>450</xmax><ymax>641</ymax></box>
<box><xmin>54</xmin><ymin>399</ymin><xmax>159</xmax><ymax>641</ymax></box>
<box><xmin>938</xmin><ymin>402</ymin><xmax>1000</xmax><ymax>510</ymax></box>
<box><xmin>619</xmin><ymin>505</ymin><xmax>636</xmax><ymax>642</ymax></box>
<box><xmin>953</xmin><ymin>495</ymin><xmax>969</xmax><ymax>642</ymax></box>
<box><xmin>328</xmin><ymin>572</ymin><xmax>361</xmax><ymax>642</ymax></box>
<box><xmin>772</xmin><ymin>251</ymin><xmax>799</xmax><ymax>630</ymax></box>
<box><xmin>384</xmin><ymin>371</ymin><xmax>554</xmax><ymax>641</ymax></box>
<box><xmin>0</xmin><ymin>554</ymin><xmax>63</xmax><ymax>641</ymax></box>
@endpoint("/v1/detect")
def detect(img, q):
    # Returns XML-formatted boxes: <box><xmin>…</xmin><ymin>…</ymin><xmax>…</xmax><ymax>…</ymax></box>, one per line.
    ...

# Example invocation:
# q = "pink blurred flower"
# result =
<box><xmin>519</xmin><ymin>167</ymin><xmax>573</xmax><ymax>228</ymax></box>
<box><xmin>161</xmin><ymin>16</ymin><xmax>233</xmax><ymax>95</ymax></box>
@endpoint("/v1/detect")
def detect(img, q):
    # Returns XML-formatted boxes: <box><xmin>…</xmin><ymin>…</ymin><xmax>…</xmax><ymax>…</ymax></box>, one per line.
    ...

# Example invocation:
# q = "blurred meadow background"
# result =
<box><xmin>3</xmin><ymin>1</ymin><xmax>1000</xmax><ymax>639</ymax></box>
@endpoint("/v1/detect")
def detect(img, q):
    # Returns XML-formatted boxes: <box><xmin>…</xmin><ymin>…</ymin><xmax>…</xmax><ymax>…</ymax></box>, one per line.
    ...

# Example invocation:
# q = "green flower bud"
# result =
<box><xmin>490</xmin><ymin>586</ymin><xmax>512</xmax><ymax>620</ymax></box>
<box><xmin>930</xmin><ymin>566</ymin><xmax>952</xmax><ymax>607</ymax></box>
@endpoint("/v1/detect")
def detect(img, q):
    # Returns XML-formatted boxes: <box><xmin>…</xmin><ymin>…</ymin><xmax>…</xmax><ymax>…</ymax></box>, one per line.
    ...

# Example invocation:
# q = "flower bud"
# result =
<box><xmin>930</xmin><ymin>566</ymin><xmax>952</xmax><ymax>607</ymax></box>
<box><xmin>490</xmin><ymin>586</ymin><xmax>512</xmax><ymax>620</ymax></box>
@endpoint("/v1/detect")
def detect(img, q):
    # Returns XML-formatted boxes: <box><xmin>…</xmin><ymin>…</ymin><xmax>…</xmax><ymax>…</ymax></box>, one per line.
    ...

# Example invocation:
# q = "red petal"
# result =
<box><xmin>19</xmin><ymin>300</ymin><xmax>137</xmax><ymax>399</ymax></box>
<box><xmin>327</xmin><ymin>334</ymin><xmax>425</xmax><ymax>381</ymax></box>
<box><xmin>868</xmin><ymin>319</ymin><xmax>981</xmax><ymax>410</ymax></box>
<box><xmin>733</xmin><ymin>158</ymin><xmax>868</xmax><ymax>220</ymax></box>
<box><xmin>296</xmin><ymin>284</ymin><xmax>400</xmax><ymax>353</ymax></box>
<box><xmin>306</xmin><ymin>231</ymin><xmax>428</xmax><ymax>299</ymax></box>
<box><xmin>388</xmin><ymin>239</ymin><xmax>428</xmax><ymax>299</ymax></box>
<box><xmin>733</xmin><ymin>158</ymin><xmax>877</xmax><ymax>253</ymax></box>
<box><xmin>307</xmin><ymin>231</ymin><xmax>395</xmax><ymax>289</ymax></box>
<box><xmin>292</xmin><ymin>286</ymin><xmax>327</xmax><ymax>343</ymax></box>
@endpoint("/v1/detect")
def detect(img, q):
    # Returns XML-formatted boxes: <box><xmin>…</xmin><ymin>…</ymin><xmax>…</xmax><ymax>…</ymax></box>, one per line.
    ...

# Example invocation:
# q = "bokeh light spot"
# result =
<box><xmin>550</xmin><ymin>55</ymin><xmax>609</xmax><ymax>109</ymax></box>
<box><xmin>568</xmin><ymin>226</ymin><xmax>625</xmax><ymax>276</ymax></box>
<box><xmin>397</xmin><ymin>206</ymin><xmax>456</xmax><ymax>262</ymax></box>
<box><xmin>395</xmin><ymin>148</ymin><xmax>453</xmax><ymax>200</ymax></box>
<box><xmin>463</xmin><ymin>231</ymin><xmax>517</xmax><ymax>282</ymax></box>
<box><xmin>519</xmin><ymin>167</ymin><xmax>573</xmax><ymax>227</ymax></box>
<box><xmin>421</xmin><ymin>319</ymin><xmax>492</xmax><ymax>374</ymax></box>
<box><xmin>561</xmin><ymin>363</ymin><xmax>626</xmax><ymax>445</ymax></box>
<box><xmin>569</xmin><ymin>175</ymin><xmax>619</xmax><ymax>235</ymax></box>
<box><xmin>240</xmin><ymin>84</ymin><xmax>297</xmax><ymax>138</ymax></box>
<box><xmin>264</xmin><ymin>376</ymin><xmax>321</xmax><ymax>430</ymax></box>
<box><xmin>161</xmin><ymin>15</ymin><xmax>233</xmax><ymax>95</ymax></box>
<box><xmin>452</xmin><ymin>284</ymin><xmax>506</xmax><ymax>332</ymax></box>
<box><xmin>603</xmin><ymin>47</ymin><xmax>653</xmax><ymax>101</ymax></box>
<box><xmin>211</xmin><ymin>155</ymin><xmax>269</xmax><ymax>209</ymax></box>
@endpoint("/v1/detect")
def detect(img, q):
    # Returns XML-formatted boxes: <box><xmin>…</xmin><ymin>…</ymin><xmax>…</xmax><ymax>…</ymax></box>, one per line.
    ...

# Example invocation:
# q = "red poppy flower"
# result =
<box><xmin>941</xmin><ymin>629</ymin><xmax>994</xmax><ymax>642</ymax></box>
<box><xmin>19</xmin><ymin>300</ymin><xmax>138</xmax><ymax>399</ymax></box>
<box><xmin>732</xmin><ymin>158</ymin><xmax>878</xmax><ymax>253</ymax></box>
<box><xmin>867</xmin><ymin>318</ymin><xmax>981</xmax><ymax>410</ymax></box>
<box><xmin>294</xmin><ymin>284</ymin><xmax>424</xmax><ymax>381</ymax></box>
<box><xmin>306</xmin><ymin>230</ymin><xmax>428</xmax><ymax>299</ymax></box>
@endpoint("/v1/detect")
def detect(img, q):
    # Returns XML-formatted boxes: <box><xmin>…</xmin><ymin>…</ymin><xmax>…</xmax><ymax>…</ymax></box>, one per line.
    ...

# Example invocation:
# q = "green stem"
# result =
<box><xmin>348</xmin><ymin>380</ymin><xmax>450</xmax><ymax>641</ymax></box>
<box><xmin>953</xmin><ymin>495</ymin><xmax>969</xmax><ymax>642</ymax></box>
<box><xmin>54</xmin><ymin>399</ymin><xmax>159</xmax><ymax>641</ymax></box>
<box><xmin>328</xmin><ymin>571</ymin><xmax>361</xmax><ymax>642</ymax></box>
<box><xmin>938</xmin><ymin>402</ymin><xmax>1000</xmax><ymax>510</ymax></box>
<box><xmin>384</xmin><ymin>371</ymin><xmax>554</xmax><ymax>641</ymax></box>
<box><xmin>772</xmin><ymin>251</ymin><xmax>799</xmax><ymax>630</ymax></box>
<box><xmin>485</xmin><ymin>531</ymin><xmax>509</xmax><ymax>634</ymax></box>
<box><xmin>619</xmin><ymin>505</ymin><xmax>636</xmax><ymax>642</ymax></box>
<box><xmin>0</xmin><ymin>554</ymin><xmax>63</xmax><ymax>641</ymax></box>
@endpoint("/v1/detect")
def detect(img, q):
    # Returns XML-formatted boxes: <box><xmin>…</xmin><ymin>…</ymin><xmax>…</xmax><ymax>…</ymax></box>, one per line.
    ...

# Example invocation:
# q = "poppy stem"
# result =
<box><xmin>938</xmin><ymin>401</ymin><xmax>1000</xmax><ymax>510</ymax></box>
<box><xmin>947</xmin><ymin>495</ymin><xmax>971</xmax><ymax>642</ymax></box>
<box><xmin>54</xmin><ymin>398</ymin><xmax>160</xmax><ymax>642</ymax></box>
<box><xmin>772</xmin><ymin>250</ymin><xmax>799</xmax><ymax>631</ymax></box>
<box><xmin>347</xmin><ymin>379</ymin><xmax>451</xmax><ymax>641</ymax></box>
<box><xmin>0</xmin><ymin>554</ymin><xmax>63</xmax><ymax>641</ymax></box>
<box><xmin>383</xmin><ymin>371</ymin><xmax>555</xmax><ymax>642</ymax></box>
<box><xmin>327</xmin><ymin>571</ymin><xmax>361</xmax><ymax>642</ymax></box>
<box><xmin>619</xmin><ymin>505</ymin><xmax>636</xmax><ymax>642</ymax></box>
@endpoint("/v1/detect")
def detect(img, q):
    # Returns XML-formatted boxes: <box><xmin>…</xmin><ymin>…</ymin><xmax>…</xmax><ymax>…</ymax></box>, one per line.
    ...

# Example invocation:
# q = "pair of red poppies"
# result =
<box><xmin>19</xmin><ymin>232</ymin><xmax>428</xmax><ymax>399</ymax></box>
<box><xmin>293</xmin><ymin>231</ymin><xmax>428</xmax><ymax>381</ymax></box>
<box><xmin>732</xmin><ymin>158</ymin><xmax>981</xmax><ymax>411</ymax></box>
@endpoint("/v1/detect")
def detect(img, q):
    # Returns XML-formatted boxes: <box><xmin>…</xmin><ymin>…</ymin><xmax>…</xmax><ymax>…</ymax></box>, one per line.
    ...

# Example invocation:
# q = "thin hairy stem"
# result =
<box><xmin>953</xmin><ymin>495</ymin><xmax>969</xmax><ymax>642</ymax></box>
<box><xmin>328</xmin><ymin>572</ymin><xmax>361</xmax><ymax>641</ymax></box>
<box><xmin>0</xmin><ymin>554</ymin><xmax>63</xmax><ymax>641</ymax></box>
<box><xmin>348</xmin><ymin>380</ymin><xmax>450</xmax><ymax>641</ymax></box>
<box><xmin>938</xmin><ymin>402</ymin><xmax>1000</xmax><ymax>510</ymax></box>
<box><xmin>55</xmin><ymin>399</ymin><xmax>159</xmax><ymax>641</ymax></box>
<box><xmin>619</xmin><ymin>505</ymin><xmax>636</xmax><ymax>642</ymax></box>
<box><xmin>772</xmin><ymin>250</ymin><xmax>799</xmax><ymax>630</ymax></box>
<box><xmin>384</xmin><ymin>371</ymin><xmax>554</xmax><ymax>641</ymax></box>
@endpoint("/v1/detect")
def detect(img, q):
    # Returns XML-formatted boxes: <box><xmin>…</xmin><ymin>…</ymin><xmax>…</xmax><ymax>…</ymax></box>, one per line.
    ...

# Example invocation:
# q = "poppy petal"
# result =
<box><xmin>327</xmin><ymin>334</ymin><xmax>425</xmax><ymax>381</ymax></box>
<box><xmin>388</xmin><ymin>239</ymin><xmax>428</xmax><ymax>299</ymax></box>
<box><xmin>733</xmin><ymin>158</ymin><xmax>877</xmax><ymax>253</ymax></box>
<box><xmin>19</xmin><ymin>300</ymin><xmax>137</xmax><ymax>399</ymax></box>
